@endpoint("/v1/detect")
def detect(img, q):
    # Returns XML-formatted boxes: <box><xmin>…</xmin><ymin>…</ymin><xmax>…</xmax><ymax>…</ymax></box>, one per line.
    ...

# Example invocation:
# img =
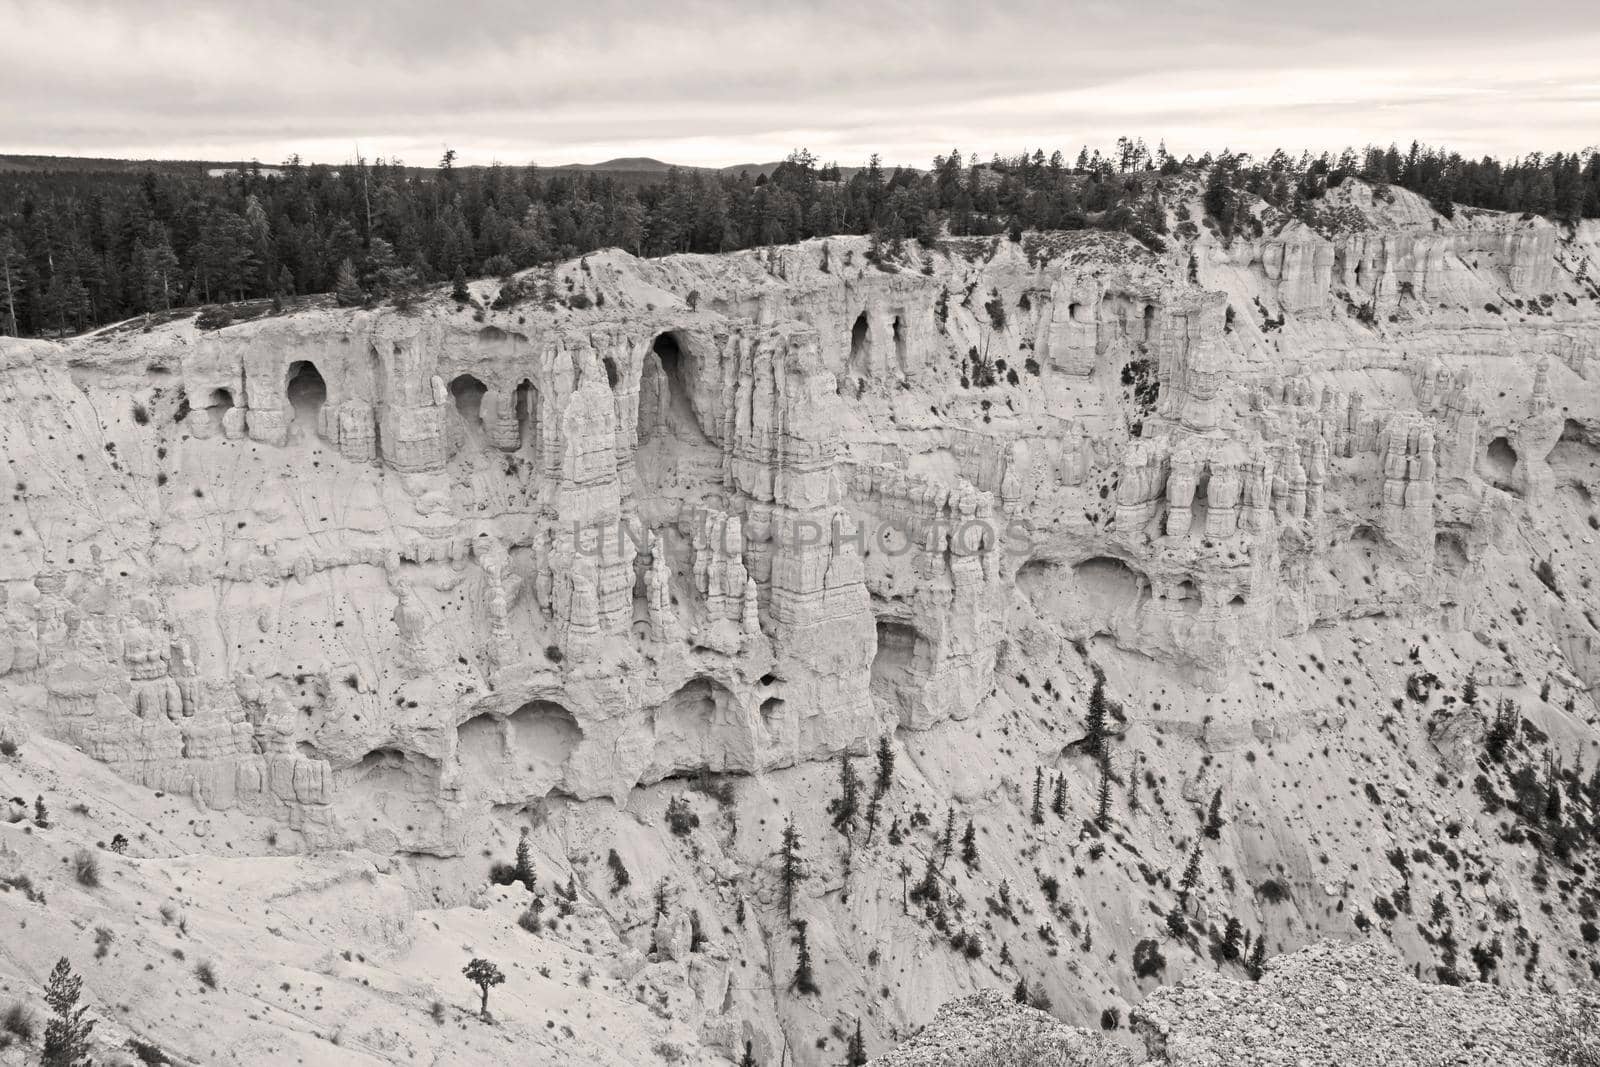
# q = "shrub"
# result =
<box><xmin>127</xmin><ymin>1036</ymin><xmax>174</xmax><ymax>1065</ymax></box>
<box><xmin>194</xmin><ymin>961</ymin><xmax>217</xmax><ymax>990</ymax></box>
<box><xmin>665</xmin><ymin>796</ymin><xmax>699</xmax><ymax>837</ymax></box>
<box><xmin>1546</xmin><ymin>998</ymin><xmax>1600</xmax><ymax>1066</ymax></box>
<box><xmin>1133</xmin><ymin>938</ymin><xmax>1166</xmax><ymax>979</ymax></box>
<box><xmin>73</xmin><ymin>850</ymin><xmax>100</xmax><ymax>888</ymax></box>
<box><xmin>1256</xmin><ymin>878</ymin><xmax>1290</xmax><ymax>904</ymax></box>
<box><xmin>2</xmin><ymin>1001</ymin><xmax>35</xmax><ymax>1041</ymax></box>
<box><xmin>0</xmin><ymin>737</ymin><xmax>18</xmax><ymax>758</ymax></box>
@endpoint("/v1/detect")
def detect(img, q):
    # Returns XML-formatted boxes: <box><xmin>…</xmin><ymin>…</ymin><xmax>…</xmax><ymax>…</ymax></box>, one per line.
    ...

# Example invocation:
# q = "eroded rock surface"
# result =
<box><xmin>2</xmin><ymin>177</ymin><xmax>1599</xmax><ymax>1065</ymax></box>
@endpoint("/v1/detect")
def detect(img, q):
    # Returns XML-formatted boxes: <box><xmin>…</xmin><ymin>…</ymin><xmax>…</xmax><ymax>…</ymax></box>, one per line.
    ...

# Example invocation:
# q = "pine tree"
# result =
<box><xmin>607</xmin><ymin>847</ymin><xmax>631</xmax><ymax>893</ymax></box>
<box><xmin>1031</xmin><ymin>767</ymin><xmax>1045</xmax><ymax>825</ymax></box>
<box><xmin>960</xmin><ymin>820</ymin><xmax>979</xmax><ymax>869</ymax></box>
<box><xmin>513</xmin><ymin>827</ymin><xmax>536</xmax><ymax>891</ymax></box>
<box><xmin>1165</xmin><ymin>904</ymin><xmax>1188</xmax><ymax>940</ymax></box>
<box><xmin>940</xmin><ymin>806</ymin><xmax>955</xmax><ymax>868</ymax></box>
<box><xmin>739</xmin><ymin>1039</ymin><xmax>758</xmax><ymax>1067</ymax></box>
<box><xmin>830</xmin><ymin>752</ymin><xmax>862</xmax><ymax>835</ymax></box>
<box><xmin>1178</xmin><ymin>842</ymin><xmax>1203</xmax><ymax>907</ymax></box>
<box><xmin>875</xmin><ymin>733</ymin><xmax>895</xmax><ymax>794</ymax></box>
<box><xmin>41</xmin><ymin>956</ymin><xmax>95</xmax><ymax>1067</ymax></box>
<box><xmin>780</xmin><ymin>818</ymin><xmax>805</xmax><ymax>918</ymax></box>
<box><xmin>1094</xmin><ymin>758</ymin><xmax>1112</xmax><ymax>831</ymax></box>
<box><xmin>1486</xmin><ymin>699</ymin><xmax>1518</xmax><ymax>761</ymax></box>
<box><xmin>911</xmin><ymin>850</ymin><xmax>940</xmax><ymax>904</ymax></box>
<box><xmin>462</xmin><ymin>957</ymin><xmax>505</xmax><ymax>1019</ymax></box>
<box><xmin>845</xmin><ymin>1018</ymin><xmax>867</xmax><ymax>1066</ymax></box>
<box><xmin>1127</xmin><ymin>756</ymin><xmax>1142</xmax><ymax>813</ymax></box>
<box><xmin>1204</xmin><ymin>788</ymin><xmax>1226</xmax><ymax>839</ymax></box>
<box><xmin>1221</xmin><ymin>916</ymin><xmax>1243</xmax><ymax>960</ymax></box>
<box><xmin>451</xmin><ymin>265</ymin><xmax>470</xmax><ymax>303</ymax></box>
<box><xmin>1085</xmin><ymin>669</ymin><xmax>1109</xmax><ymax>760</ymax></box>
<box><xmin>34</xmin><ymin>795</ymin><xmax>49</xmax><ymax>828</ymax></box>
<box><xmin>334</xmin><ymin>258</ymin><xmax>364</xmax><ymax>307</ymax></box>
<box><xmin>1462</xmin><ymin>669</ymin><xmax>1479</xmax><ymax>706</ymax></box>
<box><xmin>1013</xmin><ymin>977</ymin><xmax>1030</xmax><ymax>1003</ymax></box>
<box><xmin>1051</xmin><ymin>773</ymin><xmax>1067</xmax><ymax>818</ymax></box>
<box><xmin>1246</xmin><ymin>937</ymin><xmax>1267</xmax><ymax>981</ymax></box>
<box><xmin>790</xmin><ymin>919</ymin><xmax>819</xmax><ymax>994</ymax></box>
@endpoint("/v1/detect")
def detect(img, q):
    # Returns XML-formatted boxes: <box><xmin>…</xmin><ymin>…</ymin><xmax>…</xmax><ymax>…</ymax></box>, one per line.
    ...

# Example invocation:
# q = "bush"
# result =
<box><xmin>73</xmin><ymin>850</ymin><xmax>100</xmax><ymax>888</ymax></box>
<box><xmin>487</xmin><ymin>862</ymin><xmax>517</xmax><ymax>887</ymax></box>
<box><xmin>127</xmin><ymin>1037</ymin><xmax>174</xmax><ymax>1065</ymax></box>
<box><xmin>2</xmin><ymin>1000</ymin><xmax>35</xmax><ymax>1041</ymax></box>
<box><xmin>0</xmin><ymin>737</ymin><xmax>18</xmax><ymax>758</ymax></box>
<box><xmin>1256</xmin><ymin>878</ymin><xmax>1290</xmax><ymax>904</ymax></box>
<box><xmin>665</xmin><ymin>796</ymin><xmax>699</xmax><ymax>837</ymax></box>
<box><xmin>1133</xmin><ymin>938</ymin><xmax>1166</xmax><ymax>979</ymax></box>
<box><xmin>194</xmin><ymin>961</ymin><xmax>217</xmax><ymax>990</ymax></box>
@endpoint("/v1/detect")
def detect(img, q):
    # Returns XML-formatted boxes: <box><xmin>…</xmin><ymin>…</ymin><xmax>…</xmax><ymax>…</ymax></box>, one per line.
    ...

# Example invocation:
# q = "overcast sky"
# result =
<box><xmin>3</xmin><ymin>0</ymin><xmax>1598</xmax><ymax>168</ymax></box>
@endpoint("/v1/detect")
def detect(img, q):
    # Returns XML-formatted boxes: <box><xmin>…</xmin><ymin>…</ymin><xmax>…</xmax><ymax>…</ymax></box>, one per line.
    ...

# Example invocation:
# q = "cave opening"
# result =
<box><xmin>850</xmin><ymin>312</ymin><xmax>869</xmax><ymax>367</ymax></box>
<box><xmin>1482</xmin><ymin>436</ymin><xmax>1518</xmax><ymax>489</ymax></box>
<box><xmin>286</xmin><ymin>361</ymin><xmax>326</xmax><ymax>428</ymax></box>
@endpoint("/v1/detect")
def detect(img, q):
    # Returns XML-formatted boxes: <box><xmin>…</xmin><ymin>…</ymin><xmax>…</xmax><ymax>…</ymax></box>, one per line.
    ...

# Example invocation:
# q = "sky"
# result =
<box><xmin>2</xmin><ymin>0</ymin><xmax>1598</xmax><ymax>169</ymax></box>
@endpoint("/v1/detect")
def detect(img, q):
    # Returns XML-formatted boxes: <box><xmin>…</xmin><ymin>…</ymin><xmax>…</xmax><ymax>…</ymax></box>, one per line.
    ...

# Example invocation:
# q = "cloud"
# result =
<box><xmin>2</xmin><ymin>0</ymin><xmax>1597</xmax><ymax>166</ymax></box>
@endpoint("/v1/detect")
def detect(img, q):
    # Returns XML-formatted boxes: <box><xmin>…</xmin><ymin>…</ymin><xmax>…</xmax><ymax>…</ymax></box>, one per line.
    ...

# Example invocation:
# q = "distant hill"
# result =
<box><xmin>0</xmin><ymin>153</ymin><xmax>871</xmax><ymax>183</ymax></box>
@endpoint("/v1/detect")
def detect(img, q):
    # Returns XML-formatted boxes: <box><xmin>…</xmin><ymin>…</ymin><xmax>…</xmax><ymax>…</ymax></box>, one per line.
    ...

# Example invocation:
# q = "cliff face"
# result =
<box><xmin>2</xmin><ymin>180</ymin><xmax>1599</xmax><ymax>1065</ymax></box>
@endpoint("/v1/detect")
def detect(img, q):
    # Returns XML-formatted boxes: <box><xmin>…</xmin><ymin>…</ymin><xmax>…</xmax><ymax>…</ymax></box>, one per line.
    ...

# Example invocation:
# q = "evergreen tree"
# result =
<box><xmin>1221</xmin><ymin>916</ymin><xmax>1243</xmax><ymax>960</ymax></box>
<box><xmin>940</xmin><ymin>806</ymin><xmax>955</xmax><ymax>868</ymax></box>
<box><xmin>1203</xmin><ymin>788</ymin><xmax>1226</xmax><ymax>839</ymax></box>
<box><xmin>451</xmin><ymin>265</ymin><xmax>470</xmax><ymax>302</ymax></box>
<box><xmin>1095</xmin><ymin>758</ymin><xmax>1112</xmax><ymax>831</ymax></box>
<box><xmin>1165</xmin><ymin>904</ymin><xmax>1188</xmax><ymax>940</ymax></box>
<box><xmin>1486</xmin><ymin>699</ymin><xmax>1519</xmax><ymax>762</ymax></box>
<box><xmin>607</xmin><ymin>847</ymin><xmax>631</xmax><ymax>893</ymax></box>
<box><xmin>1084</xmin><ymin>669</ymin><xmax>1109</xmax><ymax>760</ymax></box>
<box><xmin>1462</xmin><ymin>669</ymin><xmax>1479</xmax><ymax>706</ymax></box>
<box><xmin>1051</xmin><ymin>773</ymin><xmax>1067</xmax><ymax>818</ymax></box>
<box><xmin>1246</xmin><ymin>937</ymin><xmax>1267</xmax><ymax>981</ymax></box>
<box><xmin>1178</xmin><ymin>842</ymin><xmax>1203</xmax><ymax>907</ymax></box>
<box><xmin>462</xmin><ymin>957</ymin><xmax>505</xmax><ymax>1019</ymax></box>
<box><xmin>830</xmin><ymin>751</ymin><xmax>862</xmax><ymax>835</ymax></box>
<box><xmin>41</xmin><ymin>956</ymin><xmax>95</xmax><ymax>1067</ymax></box>
<box><xmin>790</xmin><ymin>919</ymin><xmax>819</xmax><ymax>994</ymax></box>
<box><xmin>34</xmin><ymin>794</ymin><xmax>49</xmax><ymax>828</ymax></box>
<box><xmin>845</xmin><ymin>1018</ymin><xmax>867</xmax><ymax>1066</ymax></box>
<box><xmin>960</xmin><ymin>819</ymin><xmax>979</xmax><ymax>869</ymax></box>
<box><xmin>334</xmin><ymin>257</ymin><xmax>364</xmax><ymax>307</ymax></box>
<box><xmin>780</xmin><ymin>818</ymin><xmax>805</xmax><ymax>917</ymax></box>
<box><xmin>1031</xmin><ymin>766</ymin><xmax>1045</xmax><ymax>825</ymax></box>
<box><xmin>739</xmin><ymin>1039</ymin><xmax>757</xmax><ymax>1067</ymax></box>
<box><xmin>513</xmin><ymin>827</ymin><xmax>536</xmax><ymax>891</ymax></box>
<box><xmin>875</xmin><ymin>733</ymin><xmax>895</xmax><ymax>794</ymax></box>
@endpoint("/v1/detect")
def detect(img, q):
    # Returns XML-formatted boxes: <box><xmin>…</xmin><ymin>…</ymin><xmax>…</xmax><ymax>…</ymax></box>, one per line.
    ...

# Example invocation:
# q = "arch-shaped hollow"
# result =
<box><xmin>1067</xmin><ymin>302</ymin><xmax>1083</xmax><ymax>322</ymax></box>
<box><xmin>650</xmin><ymin>676</ymin><xmax>744</xmax><ymax>776</ymax></box>
<box><xmin>456</xmin><ymin>699</ymin><xmax>583</xmax><ymax>798</ymax></box>
<box><xmin>759</xmin><ymin>695</ymin><xmax>785</xmax><ymax>722</ymax></box>
<box><xmin>506</xmin><ymin>700</ymin><xmax>582</xmax><ymax>776</ymax></box>
<box><xmin>1228</xmin><ymin>594</ymin><xmax>1246</xmax><ymax>609</ymax></box>
<box><xmin>512</xmin><ymin>379</ymin><xmax>538</xmax><ymax>451</ymax></box>
<box><xmin>891</xmin><ymin>313</ymin><xmax>908</xmax><ymax>373</ymax></box>
<box><xmin>286</xmin><ymin>361</ymin><xmax>326</xmax><ymax>427</ymax></box>
<box><xmin>846</xmin><ymin>311</ymin><xmax>872</xmax><ymax>378</ymax></box>
<box><xmin>450</xmin><ymin>374</ymin><xmax>488</xmax><ymax>426</ymax></box>
<box><xmin>872</xmin><ymin>618</ymin><xmax>928</xmax><ymax>703</ymax></box>
<box><xmin>1142</xmin><ymin>303</ymin><xmax>1156</xmax><ymax>339</ymax></box>
<box><xmin>602</xmin><ymin>356</ymin><xmax>620</xmax><ymax>390</ymax></box>
<box><xmin>1481</xmin><ymin>436</ymin><xmax>1517</xmax><ymax>489</ymax></box>
<box><xmin>207</xmin><ymin>387</ymin><xmax>236</xmax><ymax>429</ymax></box>
<box><xmin>1072</xmin><ymin>556</ymin><xmax>1145</xmax><ymax>605</ymax></box>
<box><xmin>1548</xmin><ymin>418</ymin><xmax>1598</xmax><ymax>489</ymax></box>
<box><xmin>639</xmin><ymin>332</ymin><xmax>702</xmax><ymax>442</ymax></box>
<box><xmin>1172</xmin><ymin>579</ymin><xmax>1201</xmax><ymax>614</ymax></box>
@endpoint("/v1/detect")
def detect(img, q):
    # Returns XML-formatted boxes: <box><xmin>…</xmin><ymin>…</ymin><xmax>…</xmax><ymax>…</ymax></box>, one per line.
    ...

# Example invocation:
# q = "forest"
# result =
<box><xmin>1</xmin><ymin>140</ymin><xmax>1597</xmax><ymax>338</ymax></box>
